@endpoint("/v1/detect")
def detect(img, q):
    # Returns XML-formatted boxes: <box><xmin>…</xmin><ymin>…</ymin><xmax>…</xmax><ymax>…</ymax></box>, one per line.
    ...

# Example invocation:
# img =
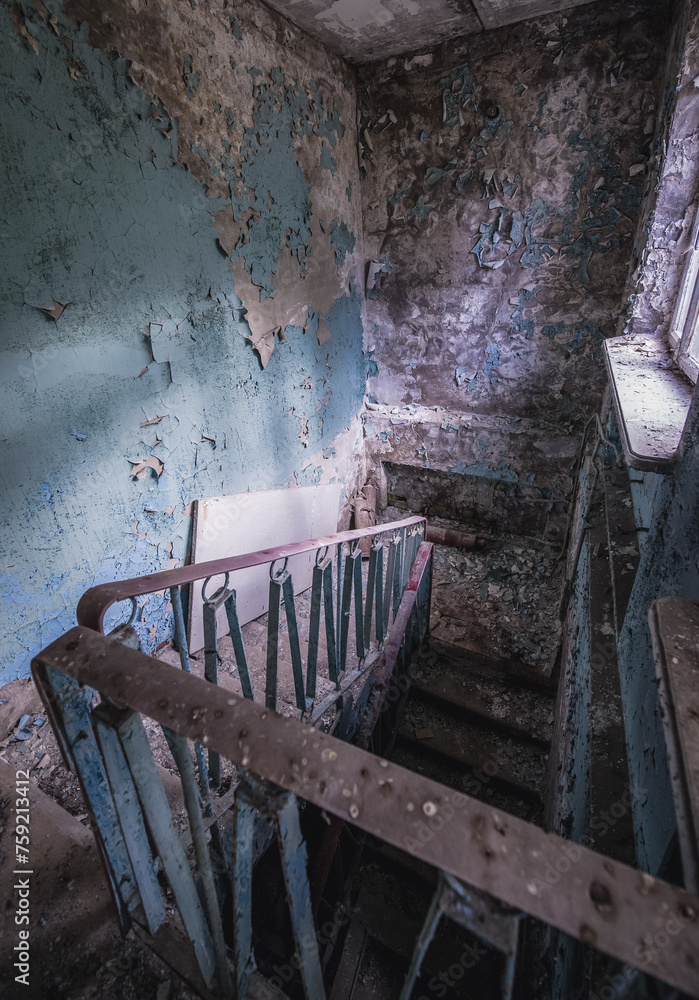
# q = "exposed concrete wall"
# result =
<box><xmin>619</xmin><ymin>0</ymin><xmax>699</xmax><ymax>345</ymax></box>
<box><xmin>0</xmin><ymin>0</ymin><xmax>366</xmax><ymax>680</ymax></box>
<box><xmin>357</xmin><ymin>0</ymin><xmax>670</xmax><ymax>520</ymax></box>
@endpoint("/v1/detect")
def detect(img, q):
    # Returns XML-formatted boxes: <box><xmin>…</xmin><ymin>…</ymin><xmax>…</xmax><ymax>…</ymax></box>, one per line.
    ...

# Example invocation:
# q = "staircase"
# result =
<box><xmin>21</xmin><ymin>510</ymin><xmax>699</xmax><ymax>1000</ymax></box>
<box><xmin>313</xmin><ymin>634</ymin><xmax>557</xmax><ymax>1000</ymax></box>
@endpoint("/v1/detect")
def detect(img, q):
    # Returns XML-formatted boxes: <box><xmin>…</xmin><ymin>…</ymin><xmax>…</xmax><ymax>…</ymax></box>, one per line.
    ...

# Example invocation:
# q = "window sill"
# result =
<box><xmin>603</xmin><ymin>334</ymin><xmax>693</xmax><ymax>473</ymax></box>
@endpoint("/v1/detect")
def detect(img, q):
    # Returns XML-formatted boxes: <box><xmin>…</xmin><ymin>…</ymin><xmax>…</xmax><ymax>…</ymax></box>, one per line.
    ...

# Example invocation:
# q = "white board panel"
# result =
<box><xmin>188</xmin><ymin>485</ymin><xmax>342</xmax><ymax>654</ymax></box>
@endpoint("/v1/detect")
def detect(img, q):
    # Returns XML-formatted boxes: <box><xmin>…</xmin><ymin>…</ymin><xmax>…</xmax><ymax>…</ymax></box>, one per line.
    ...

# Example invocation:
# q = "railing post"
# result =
<box><xmin>232</xmin><ymin>791</ymin><xmax>257</xmax><ymax>999</ymax></box>
<box><xmin>238</xmin><ymin>772</ymin><xmax>326</xmax><ymax>1000</ymax></box>
<box><xmin>282</xmin><ymin>572</ymin><xmax>307</xmax><ymax>713</ymax></box>
<box><xmin>171</xmin><ymin>585</ymin><xmax>209</xmax><ymax>796</ymax></box>
<box><xmin>117</xmin><ymin>710</ymin><xmax>221</xmax><ymax>990</ymax></box>
<box><xmin>266</xmin><ymin>561</ymin><xmax>284</xmax><ymax>712</ymax></box>
<box><xmin>383</xmin><ymin>534</ymin><xmax>398</xmax><ymax>637</ymax></box>
<box><xmin>352</xmin><ymin>541</ymin><xmax>365</xmax><ymax>661</ymax></box>
<box><xmin>307</xmin><ymin>549</ymin><xmax>338</xmax><ymax>701</ymax></box>
<box><xmin>223</xmin><ymin>589</ymin><xmax>255</xmax><ymax>701</ymax></box>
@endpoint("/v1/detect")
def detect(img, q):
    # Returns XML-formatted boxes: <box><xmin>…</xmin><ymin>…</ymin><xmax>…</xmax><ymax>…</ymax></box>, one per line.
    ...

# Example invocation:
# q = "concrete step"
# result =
<box><xmin>411</xmin><ymin>641</ymin><xmax>555</xmax><ymax>746</ymax></box>
<box><xmin>396</xmin><ymin>697</ymin><xmax>548</xmax><ymax>803</ymax></box>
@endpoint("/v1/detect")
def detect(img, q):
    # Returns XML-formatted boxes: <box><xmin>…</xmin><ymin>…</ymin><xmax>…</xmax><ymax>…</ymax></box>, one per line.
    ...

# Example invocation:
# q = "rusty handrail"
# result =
<box><xmin>76</xmin><ymin>515</ymin><xmax>427</xmax><ymax>632</ymax></box>
<box><xmin>32</xmin><ymin>619</ymin><xmax>699</xmax><ymax>998</ymax></box>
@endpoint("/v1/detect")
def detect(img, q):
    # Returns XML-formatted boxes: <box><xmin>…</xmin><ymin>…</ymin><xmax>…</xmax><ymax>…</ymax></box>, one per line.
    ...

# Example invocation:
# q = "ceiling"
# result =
<box><xmin>262</xmin><ymin>0</ymin><xmax>599</xmax><ymax>64</ymax></box>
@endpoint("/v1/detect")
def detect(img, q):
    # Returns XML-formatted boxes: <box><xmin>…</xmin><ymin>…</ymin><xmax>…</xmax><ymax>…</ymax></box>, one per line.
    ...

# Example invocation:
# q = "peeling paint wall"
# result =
<box><xmin>618</xmin><ymin>0</ymin><xmax>699</xmax><ymax>345</ymax></box>
<box><xmin>603</xmin><ymin>0</ymin><xmax>699</xmax><ymax>878</ymax></box>
<box><xmin>0</xmin><ymin>0</ymin><xmax>365</xmax><ymax>680</ymax></box>
<box><xmin>358</xmin><ymin>0</ymin><xmax>670</xmax><ymax>523</ymax></box>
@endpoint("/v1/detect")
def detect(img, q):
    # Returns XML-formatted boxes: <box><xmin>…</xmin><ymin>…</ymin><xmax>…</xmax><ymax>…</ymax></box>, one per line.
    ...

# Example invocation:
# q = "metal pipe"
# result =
<box><xmin>425</xmin><ymin>524</ymin><xmax>481</xmax><ymax>549</ymax></box>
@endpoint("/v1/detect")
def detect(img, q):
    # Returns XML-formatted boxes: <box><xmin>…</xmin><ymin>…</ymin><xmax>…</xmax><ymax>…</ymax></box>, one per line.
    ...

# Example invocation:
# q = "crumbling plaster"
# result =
<box><xmin>359</xmin><ymin>0</ymin><xmax>671</xmax><ymax>502</ymax></box>
<box><xmin>619</xmin><ymin>0</ymin><xmax>699</xmax><ymax>346</ymax></box>
<box><xmin>0</xmin><ymin>0</ymin><xmax>366</xmax><ymax>680</ymax></box>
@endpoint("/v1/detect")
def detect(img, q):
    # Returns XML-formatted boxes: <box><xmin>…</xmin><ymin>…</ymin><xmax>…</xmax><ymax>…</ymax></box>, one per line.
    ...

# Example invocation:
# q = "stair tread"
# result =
<box><xmin>397</xmin><ymin>699</ymin><xmax>548</xmax><ymax>801</ymax></box>
<box><xmin>411</xmin><ymin>652</ymin><xmax>554</xmax><ymax>745</ymax></box>
<box><xmin>420</xmin><ymin>636</ymin><xmax>555</xmax><ymax>690</ymax></box>
<box><xmin>388</xmin><ymin>743</ymin><xmax>543</xmax><ymax>824</ymax></box>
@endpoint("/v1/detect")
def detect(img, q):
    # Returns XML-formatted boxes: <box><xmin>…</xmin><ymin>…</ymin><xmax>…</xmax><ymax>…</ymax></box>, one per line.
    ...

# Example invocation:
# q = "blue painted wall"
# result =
<box><xmin>0</xmin><ymin>1</ymin><xmax>365</xmax><ymax>680</ymax></box>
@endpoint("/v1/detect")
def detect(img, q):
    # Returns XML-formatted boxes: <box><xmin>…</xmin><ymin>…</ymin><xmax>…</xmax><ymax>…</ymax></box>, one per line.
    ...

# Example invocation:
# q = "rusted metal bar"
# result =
<box><xmin>77</xmin><ymin>516</ymin><xmax>427</xmax><ymax>633</ymax></box>
<box><xmin>33</xmin><ymin>626</ymin><xmax>699</xmax><ymax>999</ymax></box>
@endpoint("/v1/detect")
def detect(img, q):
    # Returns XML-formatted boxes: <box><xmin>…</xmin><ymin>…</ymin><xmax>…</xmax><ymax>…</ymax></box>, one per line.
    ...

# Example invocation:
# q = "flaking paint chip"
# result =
<box><xmin>140</xmin><ymin>415</ymin><xmax>164</xmax><ymax>427</ymax></box>
<box><xmin>9</xmin><ymin>6</ymin><xmax>39</xmax><ymax>55</ymax></box>
<box><xmin>37</xmin><ymin>300</ymin><xmax>70</xmax><ymax>322</ymax></box>
<box><xmin>68</xmin><ymin>59</ymin><xmax>84</xmax><ymax>80</ymax></box>
<box><xmin>128</xmin><ymin>455</ymin><xmax>164</xmax><ymax>479</ymax></box>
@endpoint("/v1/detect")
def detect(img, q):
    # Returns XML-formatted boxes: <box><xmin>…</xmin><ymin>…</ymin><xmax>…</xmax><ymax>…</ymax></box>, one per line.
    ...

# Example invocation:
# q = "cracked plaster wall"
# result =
<box><xmin>358</xmin><ymin>0</ymin><xmax>671</xmax><ymax>513</ymax></box>
<box><xmin>0</xmin><ymin>0</ymin><xmax>365</xmax><ymax>680</ymax></box>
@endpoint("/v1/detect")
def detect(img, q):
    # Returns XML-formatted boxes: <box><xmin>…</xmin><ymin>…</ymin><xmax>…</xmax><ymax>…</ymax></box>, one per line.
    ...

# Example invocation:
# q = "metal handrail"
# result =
<box><xmin>32</xmin><ymin>614</ymin><xmax>699</xmax><ymax>999</ymax></box>
<box><xmin>32</xmin><ymin>538</ymin><xmax>435</xmax><ymax>1000</ymax></box>
<box><xmin>76</xmin><ymin>515</ymin><xmax>427</xmax><ymax>632</ymax></box>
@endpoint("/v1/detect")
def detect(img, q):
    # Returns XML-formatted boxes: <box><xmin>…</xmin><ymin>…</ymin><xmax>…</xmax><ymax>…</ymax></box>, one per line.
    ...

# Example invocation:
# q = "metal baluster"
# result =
<box><xmin>340</xmin><ymin>546</ymin><xmax>354</xmax><ymax>674</ymax></box>
<box><xmin>407</xmin><ymin>529</ymin><xmax>419</xmax><ymax>580</ymax></box>
<box><xmin>306</xmin><ymin>554</ymin><xmax>324</xmax><ymax>704</ymax></box>
<box><xmin>282</xmin><ymin>572</ymin><xmax>307</xmax><ymax>713</ymax></box>
<box><xmin>400</xmin><ymin>525</ymin><xmax>409</xmax><ymax>592</ymax></box>
<box><xmin>170</xmin><ymin>586</ymin><xmax>209</xmax><ymax>795</ymax></box>
<box><xmin>393</xmin><ymin>530</ymin><xmax>404</xmax><ymax>622</ymax></box>
<box><xmin>415</xmin><ymin>546</ymin><xmax>432</xmax><ymax>640</ymax></box>
<box><xmin>374</xmin><ymin>540</ymin><xmax>384</xmax><ymax>644</ymax></box>
<box><xmin>383</xmin><ymin>535</ymin><xmax>397</xmax><ymax>638</ymax></box>
<box><xmin>94</xmin><ymin>710</ymin><xmax>166</xmax><ymax>937</ymax></box>
<box><xmin>202</xmin><ymin>575</ymin><xmax>230</xmax><ymax>791</ymax></box>
<box><xmin>275</xmin><ymin>793</ymin><xmax>326</xmax><ymax>999</ymax></box>
<box><xmin>364</xmin><ymin>540</ymin><xmax>380</xmax><ymax>649</ymax></box>
<box><xmin>117</xmin><ymin>711</ymin><xmax>220</xmax><ymax>991</ymax></box>
<box><xmin>232</xmin><ymin>790</ymin><xmax>257</xmax><ymax>999</ymax></box>
<box><xmin>266</xmin><ymin>560</ymin><xmax>286</xmax><ymax>711</ymax></box>
<box><xmin>399</xmin><ymin>885</ymin><xmax>444</xmax><ymax>1000</ymax></box>
<box><xmin>336</xmin><ymin>542</ymin><xmax>343</xmax><ymax>662</ymax></box>
<box><xmin>223</xmin><ymin>589</ymin><xmax>254</xmax><ymax>701</ymax></box>
<box><xmin>37</xmin><ymin>666</ymin><xmax>139</xmax><ymax>932</ymax></box>
<box><xmin>352</xmin><ymin>541</ymin><xmax>365</xmax><ymax>660</ymax></box>
<box><xmin>323</xmin><ymin>556</ymin><xmax>339</xmax><ymax>687</ymax></box>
